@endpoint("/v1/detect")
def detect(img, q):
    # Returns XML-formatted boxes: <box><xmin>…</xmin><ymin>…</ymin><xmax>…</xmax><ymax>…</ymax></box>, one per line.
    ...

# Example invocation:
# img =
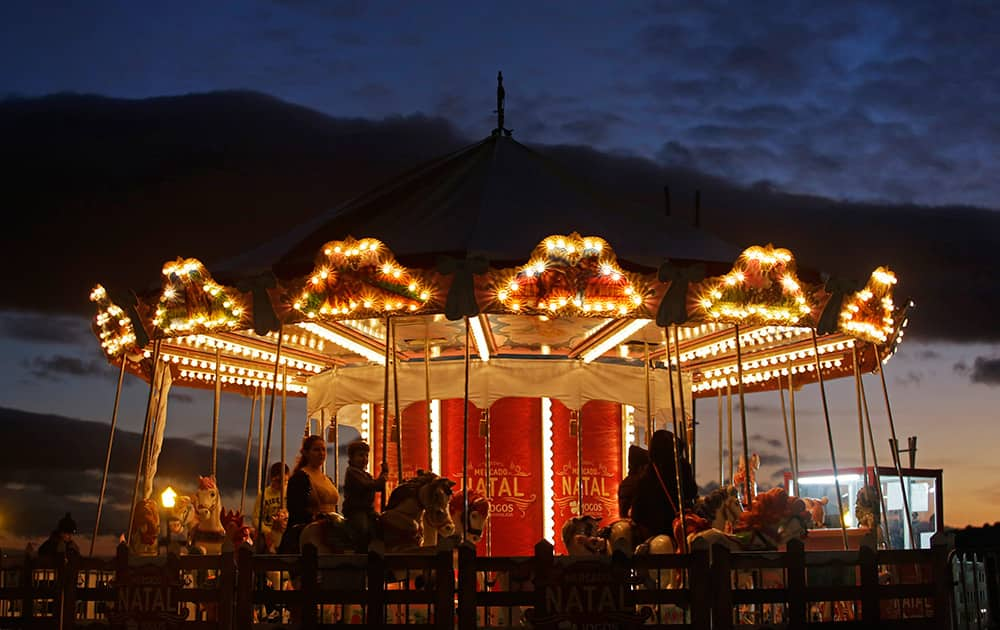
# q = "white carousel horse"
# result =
<box><xmin>380</xmin><ymin>471</ymin><xmax>456</xmax><ymax>553</ymax></box>
<box><xmin>561</xmin><ymin>515</ymin><xmax>610</xmax><ymax>556</ymax></box>
<box><xmin>190</xmin><ymin>475</ymin><xmax>226</xmax><ymax>554</ymax></box>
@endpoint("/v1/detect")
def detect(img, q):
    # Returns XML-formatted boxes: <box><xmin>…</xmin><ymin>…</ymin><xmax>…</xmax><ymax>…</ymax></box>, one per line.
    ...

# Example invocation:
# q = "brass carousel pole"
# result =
<box><xmin>644</xmin><ymin>341</ymin><xmax>652</xmax><ymax>443</ymax></box>
<box><xmin>664</xmin><ymin>327</ymin><xmax>688</xmax><ymax>553</ymax></box>
<box><xmin>391</xmin><ymin>318</ymin><xmax>403</xmax><ymax>483</ymax></box>
<box><xmin>127</xmin><ymin>339</ymin><xmax>160</xmax><ymax>545</ymax></box>
<box><xmin>778</xmin><ymin>376</ymin><xmax>795</xmax><ymax>493</ymax></box>
<box><xmin>462</xmin><ymin>317</ymin><xmax>471</xmax><ymax>543</ymax></box>
<box><xmin>380</xmin><ymin>317</ymin><xmax>391</xmax><ymax>510</ymax></box>
<box><xmin>873</xmin><ymin>343</ymin><xmax>916</xmax><ymax>549</ymax></box>
<box><xmin>256</xmin><ymin>333</ymin><xmax>283</xmax><ymax>544</ymax></box>
<box><xmin>576</xmin><ymin>409</ymin><xmax>584</xmax><ymax>517</ymax></box>
<box><xmin>727</xmin><ymin>382</ymin><xmax>734</xmax><ymax>484</ymax></box>
<box><xmin>91</xmin><ymin>355</ymin><xmax>128</xmax><ymax>556</ymax></box>
<box><xmin>717</xmin><ymin>389</ymin><xmax>724</xmax><ymax>485</ymax></box>
<box><xmin>733</xmin><ymin>323</ymin><xmax>752</xmax><ymax>505</ymax></box>
<box><xmin>211</xmin><ymin>346</ymin><xmax>222</xmax><ymax>479</ymax></box>
<box><xmin>331</xmin><ymin>411</ymin><xmax>340</xmax><ymax>487</ymax></box>
<box><xmin>256</xmin><ymin>385</ymin><xmax>264</xmax><ymax>510</ymax></box>
<box><xmin>789</xmin><ymin>371</ymin><xmax>799</xmax><ymax>495</ymax></box>
<box><xmin>672</xmin><ymin>326</ymin><xmax>691</xmax><ymax>469</ymax></box>
<box><xmin>280</xmin><ymin>364</ymin><xmax>287</xmax><ymax>508</ymax></box>
<box><xmin>855</xmin><ymin>344</ymin><xmax>891</xmax><ymax>546</ymax></box>
<box><xmin>319</xmin><ymin>410</ymin><xmax>326</xmax><ymax>475</ymax></box>
<box><xmin>240</xmin><ymin>388</ymin><xmax>258</xmax><ymax>514</ymax></box>
<box><xmin>811</xmin><ymin>330</ymin><xmax>849</xmax><ymax>550</ymax></box>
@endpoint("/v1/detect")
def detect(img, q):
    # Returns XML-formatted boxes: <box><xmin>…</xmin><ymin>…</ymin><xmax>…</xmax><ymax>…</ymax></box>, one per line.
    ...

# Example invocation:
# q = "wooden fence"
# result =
<box><xmin>0</xmin><ymin>538</ymin><xmax>953</xmax><ymax>629</ymax></box>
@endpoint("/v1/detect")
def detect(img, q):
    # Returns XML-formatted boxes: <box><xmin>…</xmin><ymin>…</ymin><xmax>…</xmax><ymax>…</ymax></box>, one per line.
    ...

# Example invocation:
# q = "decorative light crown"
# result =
<box><xmin>90</xmin><ymin>284</ymin><xmax>138</xmax><ymax>358</ymax></box>
<box><xmin>494</xmin><ymin>233</ymin><xmax>648</xmax><ymax>317</ymax></box>
<box><xmin>153</xmin><ymin>258</ymin><xmax>248</xmax><ymax>335</ymax></box>
<box><xmin>839</xmin><ymin>266</ymin><xmax>897</xmax><ymax>344</ymax></box>
<box><xmin>292</xmin><ymin>237</ymin><xmax>432</xmax><ymax>320</ymax></box>
<box><xmin>696</xmin><ymin>245</ymin><xmax>815</xmax><ymax>325</ymax></box>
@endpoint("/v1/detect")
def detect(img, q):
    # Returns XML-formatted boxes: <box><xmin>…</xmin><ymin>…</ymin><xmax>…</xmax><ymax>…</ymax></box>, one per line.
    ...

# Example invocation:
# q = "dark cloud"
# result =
<box><xmin>0</xmin><ymin>312</ymin><xmax>90</xmax><ymax>344</ymax></box>
<box><xmin>2</xmin><ymin>91</ymin><xmax>1000</xmax><ymax>345</ymax></box>
<box><xmin>25</xmin><ymin>354</ymin><xmax>107</xmax><ymax>381</ymax></box>
<box><xmin>271</xmin><ymin>0</ymin><xmax>366</xmax><ymax>20</ymax></box>
<box><xmin>895</xmin><ymin>371</ymin><xmax>924</xmax><ymax>388</ymax></box>
<box><xmin>0</xmin><ymin>407</ymin><xmax>259</xmax><ymax>538</ymax></box>
<box><xmin>916</xmin><ymin>350</ymin><xmax>941</xmax><ymax>360</ymax></box>
<box><xmin>969</xmin><ymin>357</ymin><xmax>1000</xmax><ymax>386</ymax></box>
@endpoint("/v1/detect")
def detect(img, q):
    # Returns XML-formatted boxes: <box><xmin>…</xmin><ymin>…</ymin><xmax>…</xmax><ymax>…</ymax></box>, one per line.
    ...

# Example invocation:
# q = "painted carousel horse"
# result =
<box><xmin>130</xmin><ymin>498</ymin><xmax>160</xmax><ymax>556</ymax></box>
<box><xmin>423</xmin><ymin>489</ymin><xmax>489</xmax><ymax>547</ymax></box>
<box><xmin>165</xmin><ymin>494</ymin><xmax>196</xmax><ymax>555</ymax></box>
<box><xmin>733</xmin><ymin>453</ymin><xmax>761</xmax><ymax>506</ymax></box>
<box><xmin>380</xmin><ymin>471</ymin><xmax>457</xmax><ymax>552</ymax></box>
<box><xmin>800</xmin><ymin>496</ymin><xmax>829</xmax><ymax>527</ymax></box>
<box><xmin>221</xmin><ymin>509</ymin><xmax>255</xmax><ymax>547</ymax></box>
<box><xmin>562</xmin><ymin>515</ymin><xmax>610</xmax><ymax>556</ymax></box>
<box><xmin>190</xmin><ymin>475</ymin><xmax>226</xmax><ymax>554</ymax></box>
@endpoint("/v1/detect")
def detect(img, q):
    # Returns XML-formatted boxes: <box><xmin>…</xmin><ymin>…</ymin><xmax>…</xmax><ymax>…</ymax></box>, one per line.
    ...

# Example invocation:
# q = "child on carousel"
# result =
<box><xmin>254</xmin><ymin>461</ymin><xmax>289</xmax><ymax>553</ymax></box>
<box><xmin>342</xmin><ymin>440</ymin><xmax>388</xmax><ymax>552</ymax></box>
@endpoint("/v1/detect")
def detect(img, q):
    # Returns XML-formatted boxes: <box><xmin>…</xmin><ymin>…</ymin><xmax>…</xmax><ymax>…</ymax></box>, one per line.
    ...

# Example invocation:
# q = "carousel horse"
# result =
<box><xmin>130</xmin><ymin>498</ymin><xmax>160</xmax><ymax>556</ymax></box>
<box><xmin>221</xmin><ymin>509</ymin><xmax>255</xmax><ymax>547</ymax></box>
<box><xmin>800</xmin><ymin>496</ymin><xmax>829</xmax><ymax>527</ymax></box>
<box><xmin>165</xmin><ymin>494</ymin><xmax>196</xmax><ymax>554</ymax></box>
<box><xmin>424</xmin><ymin>490</ymin><xmax>490</xmax><ymax>547</ymax></box>
<box><xmin>298</xmin><ymin>511</ymin><xmax>354</xmax><ymax>554</ymax></box>
<box><xmin>733</xmin><ymin>453</ymin><xmax>761</xmax><ymax>506</ymax></box>
<box><xmin>733</xmin><ymin>487</ymin><xmax>811</xmax><ymax>550</ymax></box>
<box><xmin>190</xmin><ymin>475</ymin><xmax>227</xmax><ymax>554</ymax></box>
<box><xmin>380</xmin><ymin>471</ymin><xmax>457</xmax><ymax>552</ymax></box>
<box><xmin>561</xmin><ymin>515</ymin><xmax>610</xmax><ymax>556</ymax></box>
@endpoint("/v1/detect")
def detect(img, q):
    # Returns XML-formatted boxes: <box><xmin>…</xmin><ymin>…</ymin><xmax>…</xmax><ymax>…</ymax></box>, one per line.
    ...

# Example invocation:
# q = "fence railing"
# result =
<box><xmin>0</xmin><ymin>538</ymin><xmax>953</xmax><ymax>629</ymax></box>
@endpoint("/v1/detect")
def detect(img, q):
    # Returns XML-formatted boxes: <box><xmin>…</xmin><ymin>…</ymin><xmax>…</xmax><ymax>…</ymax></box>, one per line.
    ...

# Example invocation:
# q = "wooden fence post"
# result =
<box><xmin>20</xmin><ymin>551</ymin><xmax>34</xmax><ymax>621</ymax></box>
<box><xmin>61</xmin><ymin>549</ymin><xmax>80</xmax><ymax>629</ymax></box>
<box><xmin>711</xmin><ymin>544</ymin><xmax>733</xmax><ymax>630</ymax></box>
<box><xmin>300</xmin><ymin>544</ymin><xmax>318</xmax><ymax>630</ymax></box>
<box><xmin>235</xmin><ymin>544</ymin><xmax>253</xmax><ymax>628</ymax></box>
<box><xmin>786</xmin><ymin>538</ymin><xmax>806</xmax><ymax>629</ymax></box>
<box><xmin>859</xmin><ymin>544</ymin><xmax>880</xmax><ymax>623</ymax></box>
<box><xmin>456</xmin><ymin>544</ymin><xmax>476</xmax><ymax>629</ymax></box>
<box><xmin>435</xmin><ymin>546</ymin><xmax>455</xmax><ymax>630</ymax></box>
<box><xmin>218</xmin><ymin>543</ymin><xmax>236</xmax><ymax>630</ymax></box>
<box><xmin>689</xmin><ymin>540</ymin><xmax>711</xmax><ymax>630</ymax></box>
<box><xmin>366</xmin><ymin>549</ymin><xmax>385</xmax><ymax>626</ymax></box>
<box><xmin>533</xmin><ymin>539</ymin><xmax>554</xmax><ymax>616</ymax></box>
<box><xmin>932</xmin><ymin>539</ymin><xmax>954</xmax><ymax>627</ymax></box>
<box><xmin>112</xmin><ymin>543</ymin><xmax>128</xmax><ymax>630</ymax></box>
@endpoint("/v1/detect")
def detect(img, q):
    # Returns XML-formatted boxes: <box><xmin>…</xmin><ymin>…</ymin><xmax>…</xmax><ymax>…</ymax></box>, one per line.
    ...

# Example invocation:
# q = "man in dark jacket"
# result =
<box><xmin>38</xmin><ymin>513</ymin><xmax>80</xmax><ymax>557</ymax></box>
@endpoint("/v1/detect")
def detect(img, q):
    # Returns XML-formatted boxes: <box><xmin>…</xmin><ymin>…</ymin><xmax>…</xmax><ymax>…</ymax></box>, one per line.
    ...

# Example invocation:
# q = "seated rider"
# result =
<box><xmin>342</xmin><ymin>440</ymin><xmax>387</xmax><ymax>552</ymax></box>
<box><xmin>278</xmin><ymin>435</ymin><xmax>339</xmax><ymax>553</ymax></box>
<box><xmin>38</xmin><ymin>513</ymin><xmax>80</xmax><ymax>557</ymax></box>
<box><xmin>629</xmin><ymin>430</ymin><xmax>697</xmax><ymax>543</ymax></box>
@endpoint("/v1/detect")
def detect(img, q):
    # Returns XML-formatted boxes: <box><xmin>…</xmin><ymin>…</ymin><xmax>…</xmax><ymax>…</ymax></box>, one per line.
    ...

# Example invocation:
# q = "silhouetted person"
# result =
<box><xmin>38</xmin><ymin>512</ymin><xmax>79</xmax><ymax>557</ymax></box>
<box><xmin>618</xmin><ymin>444</ymin><xmax>649</xmax><ymax>518</ymax></box>
<box><xmin>629</xmin><ymin>430</ymin><xmax>697</xmax><ymax>542</ymax></box>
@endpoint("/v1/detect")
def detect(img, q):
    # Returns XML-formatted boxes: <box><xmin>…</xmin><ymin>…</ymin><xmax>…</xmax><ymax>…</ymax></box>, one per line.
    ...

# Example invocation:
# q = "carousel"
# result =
<box><xmin>86</xmin><ymin>80</ymin><xmax>922</xmax><ymax>568</ymax></box>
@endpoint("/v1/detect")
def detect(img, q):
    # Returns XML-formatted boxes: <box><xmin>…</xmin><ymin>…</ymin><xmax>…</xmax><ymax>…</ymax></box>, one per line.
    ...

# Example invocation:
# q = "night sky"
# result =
<box><xmin>1</xmin><ymin>1</ymin><xmax>998</xmax><ymax>550</ymax></box>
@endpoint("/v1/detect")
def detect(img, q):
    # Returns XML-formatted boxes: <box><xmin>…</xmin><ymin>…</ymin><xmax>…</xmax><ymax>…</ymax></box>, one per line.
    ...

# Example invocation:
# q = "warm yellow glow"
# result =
<box><xmin>495</xmin><ymin>233</ymin><xmax>647</xmax><ymax>318</ymax></box>
<box><xmin>696</xmin><ymin>245</ymin><xmax>814</xmax><ymax>326</ymax></box>
<box><xmin>298</xmin><ymin>322</ymin><xmax>386</xmax><ymax>365</ymax></box>
<box><xmin>839</xmin><ymin>266</ymin><xmax>898</xmax><ymax>344</ymax></box>
<box><xmin>161</xmin><ymin>486</ymin><xmax>177</xmax><ymax>509</ymax></box>
<box><xmin>581</xmin><ymin>319</ymin><xmax>652</xmax><ymax>363</ymax></box>
<box><xmin>429</xmin><ymin>399</ymin><xmax>441</xmax><ymax>474</ymax></box>
<box><xmin>294</xmin><ymin>237</ymin><xmax>433</xmax><ymax>320</ymax></box>
<box><xmin>469</xmin><ymin>316</ymin><xmax>491</xmax><ymax>363</ymax></box>
<box><xmin>91</xmin><ymin>284</ymin><xmax>139</xmax><ymax>358</ymax></box>
<box><xmin>542</xmin><ymin>397</ymin><xmax>555</xmax><ymax>543</ymax></box>
<box><xmin>153</xmin><ymin>258</ymin><xmax>246</xmax><ymax>335</ymax></box>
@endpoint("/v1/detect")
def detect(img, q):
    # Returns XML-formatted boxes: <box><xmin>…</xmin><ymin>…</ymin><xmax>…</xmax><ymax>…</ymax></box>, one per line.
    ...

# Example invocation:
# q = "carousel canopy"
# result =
<box><xmin>90</xmin><ymin>127</ymin><xmax>910</xmax><ymax>407</ymax></box>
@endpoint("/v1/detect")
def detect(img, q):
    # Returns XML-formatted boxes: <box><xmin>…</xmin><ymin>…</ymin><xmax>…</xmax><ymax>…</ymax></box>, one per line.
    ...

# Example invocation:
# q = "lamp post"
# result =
<box><xmin>160</xmin><ymin>486</ymin><xmax>176</xmax><ymax>555</ymax></box>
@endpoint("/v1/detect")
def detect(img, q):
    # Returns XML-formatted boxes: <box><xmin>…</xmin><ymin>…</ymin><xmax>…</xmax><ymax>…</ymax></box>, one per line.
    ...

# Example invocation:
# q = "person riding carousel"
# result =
<box><xmin>342</xmin><ymin>440</ymin><xmax>387</xmax><ymax>553</ymax></box>
<box><xmin>38</xmin><ymin>512</ymin><xmax>80</xmax><ymax>557</ymax></box>
<box><xmin>277</xmin><ymin>435</ymin><xmax>340</xmax><ymax>553</ymax></box>
<box><xmin>629</xmin><ymin>429</ymin><xmax>697</xmax><ymax>543</ymax></box>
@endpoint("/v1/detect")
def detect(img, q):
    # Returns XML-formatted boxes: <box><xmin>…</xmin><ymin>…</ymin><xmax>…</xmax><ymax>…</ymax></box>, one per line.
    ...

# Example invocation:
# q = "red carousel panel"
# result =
<box><xmin>551</xmin><ymin>400</ymin><xmax>623</xmax><ymax>555</ymax></box>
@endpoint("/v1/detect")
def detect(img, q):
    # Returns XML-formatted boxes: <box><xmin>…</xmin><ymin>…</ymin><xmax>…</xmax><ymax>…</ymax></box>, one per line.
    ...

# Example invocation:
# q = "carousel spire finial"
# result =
<box><xmin>492</xmin><ymin>71</ymin><xmax>513</xmax><ymax>137</ymax></box>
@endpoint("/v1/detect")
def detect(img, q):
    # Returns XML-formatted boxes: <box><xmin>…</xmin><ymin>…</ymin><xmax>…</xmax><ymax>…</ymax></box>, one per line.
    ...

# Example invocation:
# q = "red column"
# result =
<box><xmin>550</xmin><ymin>400</ymin><xmax>623</xmax><ymax>554</ymax></box>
